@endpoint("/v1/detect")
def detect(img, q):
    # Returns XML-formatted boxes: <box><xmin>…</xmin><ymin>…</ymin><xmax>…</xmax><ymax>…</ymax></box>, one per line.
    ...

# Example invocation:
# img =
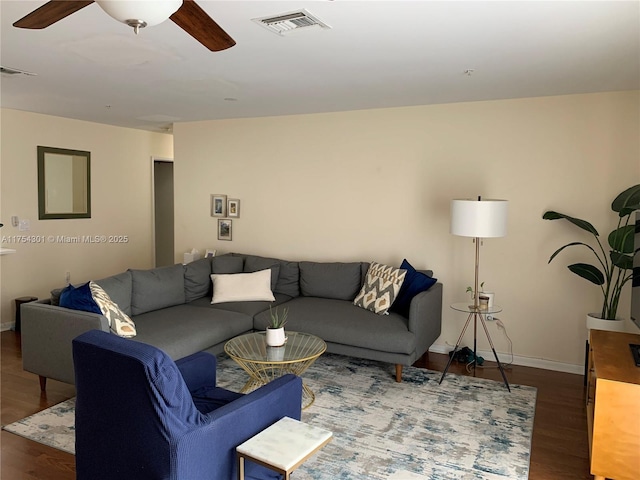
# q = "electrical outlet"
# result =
<box><xmin>65</xmin><ymin>272</ymin><xmax>71</xmax><ymax>284</ymax></box>
<box><xmin>18</xmin><ymin>219</ymin><xmax>30</xmax><ymax>231</ymax></box>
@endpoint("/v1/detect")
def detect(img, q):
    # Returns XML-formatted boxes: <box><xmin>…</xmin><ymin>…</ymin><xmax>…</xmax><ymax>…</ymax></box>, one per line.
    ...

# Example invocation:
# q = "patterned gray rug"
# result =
<box><xmin>3</xmin><ymin>353</ymin><xmax>536</xmax><ymax>479</ymax></box>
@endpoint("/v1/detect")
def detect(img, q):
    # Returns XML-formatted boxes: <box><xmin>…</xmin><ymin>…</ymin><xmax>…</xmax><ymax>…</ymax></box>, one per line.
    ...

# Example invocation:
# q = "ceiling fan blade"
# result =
<box><xmin>13</xmin><ymin>0</ymin><xmax>95</xmax><ymax>29</ymax></box>
<box><xmin>170</xmin><ymin>0</ymin><xmax>235</xmax><ymax>52</ymax></box>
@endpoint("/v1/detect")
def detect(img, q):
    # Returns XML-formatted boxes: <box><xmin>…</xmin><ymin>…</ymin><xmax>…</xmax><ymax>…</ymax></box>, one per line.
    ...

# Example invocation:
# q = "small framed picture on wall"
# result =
<box><xmin>228</xmin><ymin>198</ymin><xmax>240</xmax><ymax>218</ymax></box>
<box><xmin>211</xmin><ymin>194</ymin><xmax>227</xmax><ymax>217</ymax></box>
<box><xmin>218</xmin><ymin>219</ymin><xmax>232</xmax><ymax>241</ymax></box>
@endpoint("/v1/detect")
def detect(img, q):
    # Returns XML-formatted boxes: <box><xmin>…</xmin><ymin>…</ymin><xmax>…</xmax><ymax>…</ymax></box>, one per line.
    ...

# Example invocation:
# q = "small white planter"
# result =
<box><xmin>586</xmin><ymin>313</ymin><xmax>626</xmax><ymax>337</ymax></box>
<box><xmin>266</xmin><ymin>327</ymin><xmax>286</xmax><ymax>347</ymax></box>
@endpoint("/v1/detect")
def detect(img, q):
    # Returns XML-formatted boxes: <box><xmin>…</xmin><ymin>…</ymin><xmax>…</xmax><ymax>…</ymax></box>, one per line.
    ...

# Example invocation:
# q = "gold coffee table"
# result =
<box><xmin>224</xmin><ymin>331</ymin><xmax>326</xmax><ymax>409</ymax></box>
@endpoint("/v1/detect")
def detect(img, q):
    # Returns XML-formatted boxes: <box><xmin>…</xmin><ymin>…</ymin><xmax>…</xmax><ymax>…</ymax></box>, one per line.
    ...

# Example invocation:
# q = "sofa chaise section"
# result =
<box><xmin>21</xmin><ymin>256</ymin><xmax>255</xmax><ymax>390</ymax></box>
<box><xmin>252</xmin><ymin>259</ymin><xmax>443</xmax><ymax>381</ymax></box>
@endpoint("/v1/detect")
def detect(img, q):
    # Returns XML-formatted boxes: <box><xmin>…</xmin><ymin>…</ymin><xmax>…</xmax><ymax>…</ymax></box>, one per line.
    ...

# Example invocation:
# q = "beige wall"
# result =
<box><xmin>0</xmin><ymin>109</ymin><xmax>173</xmax><ymax>326</ymax></box>
<box><xmin>2</xmin><ymin>93</ymin><xmax>637</xmax><ymax>371</ymax></box>
<box><xmin>174</xmin><ymin>91</ymin><xmax>640</xmax><ymax>371</ymax></box>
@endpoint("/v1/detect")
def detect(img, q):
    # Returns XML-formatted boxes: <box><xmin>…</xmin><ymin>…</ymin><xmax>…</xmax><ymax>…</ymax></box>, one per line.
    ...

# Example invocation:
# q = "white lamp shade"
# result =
<box><xmin>450</xmin><ymin>198</ymin><xmax>508</xmax><ymax>238</ymax></box>
<box><xmin>97</xmin><ymin>0</ymin><xmax>183</xmax><ymax>27</ymax></box>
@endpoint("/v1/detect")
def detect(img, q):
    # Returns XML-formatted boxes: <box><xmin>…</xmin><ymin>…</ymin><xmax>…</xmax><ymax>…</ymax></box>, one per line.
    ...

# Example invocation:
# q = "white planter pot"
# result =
<box><xmin>586</xmin><ymin>313</ymin><xmax>626</xmax><ymax>337</ymax></box>
<box><xmin>266</xmin><ymin>327</ymin><xmax>286</xmax><ymax>347</ymax></box>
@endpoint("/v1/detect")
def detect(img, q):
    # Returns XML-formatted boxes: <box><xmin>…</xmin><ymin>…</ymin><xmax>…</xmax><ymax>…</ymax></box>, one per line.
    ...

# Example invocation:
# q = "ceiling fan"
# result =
<box><xmin>13</xmin><ymin>0</ymin><xmax>236</xmax><ymax>51</ymax></box>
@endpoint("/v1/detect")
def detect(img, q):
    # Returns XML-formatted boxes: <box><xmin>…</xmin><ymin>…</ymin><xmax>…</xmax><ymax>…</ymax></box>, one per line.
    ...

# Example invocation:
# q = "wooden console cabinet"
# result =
<box><xmin>586</xmin><ymin>329</ymin><xmax>640</xmax><ymax>480</ymax></box>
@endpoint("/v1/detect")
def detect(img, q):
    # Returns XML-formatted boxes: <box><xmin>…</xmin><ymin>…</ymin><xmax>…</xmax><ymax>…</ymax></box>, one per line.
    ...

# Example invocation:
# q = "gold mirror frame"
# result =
<box><xmin>37</xmin><ymin>146</ymin><xmax>91</xmax><ymax>220</ymax></box>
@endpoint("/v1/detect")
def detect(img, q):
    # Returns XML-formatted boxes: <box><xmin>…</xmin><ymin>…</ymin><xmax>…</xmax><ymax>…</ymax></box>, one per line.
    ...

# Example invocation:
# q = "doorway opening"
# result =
<box><xmin>153</xmin><ymin>158</ymin><xmax>174</xmax><ymax>267</ymax></box>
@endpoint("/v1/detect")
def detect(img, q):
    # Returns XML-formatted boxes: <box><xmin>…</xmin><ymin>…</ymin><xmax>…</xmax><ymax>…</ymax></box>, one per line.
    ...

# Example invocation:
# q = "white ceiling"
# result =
<box><xmin>1</xmin><ymin>1</ymin><xmax>639</xmax><ymax>132</ymax></box>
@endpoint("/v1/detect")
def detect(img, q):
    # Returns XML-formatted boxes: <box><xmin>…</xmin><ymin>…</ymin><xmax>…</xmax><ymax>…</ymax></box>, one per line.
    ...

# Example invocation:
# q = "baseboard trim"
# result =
<box><xmin>1</xmin><ymin>322</ymin><xmax>15</xmax><ymax>332</ymax></box>
<box><xmin>428</xmin><ymin>344</ymin><xmax>583</xmax><ymax>375</ymax></box>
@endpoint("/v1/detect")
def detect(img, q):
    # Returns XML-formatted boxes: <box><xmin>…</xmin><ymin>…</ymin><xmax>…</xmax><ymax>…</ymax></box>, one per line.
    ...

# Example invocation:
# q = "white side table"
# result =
<box><xmin>236</xmin><ymin>416</ymin><xmax>332</xmax><ymax>480</ymax></box>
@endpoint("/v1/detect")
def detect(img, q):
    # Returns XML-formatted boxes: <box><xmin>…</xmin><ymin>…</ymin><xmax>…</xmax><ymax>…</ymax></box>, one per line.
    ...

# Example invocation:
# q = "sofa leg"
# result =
<box><xmin>39</xmin><ymin>375</ymin><xmax>47</xmax><ymax>392</ymax></box>
<box><xmin>395</xmin><ymin>364</ymin><xmax>403</xmax><ymax>383</ymax></box>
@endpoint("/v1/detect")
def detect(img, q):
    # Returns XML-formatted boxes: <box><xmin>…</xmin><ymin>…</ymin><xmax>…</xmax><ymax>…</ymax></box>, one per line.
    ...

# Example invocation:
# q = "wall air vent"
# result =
<box><xmin>252</xmin><ymin>9</ymin><xmax>331</xmax><ymax>36</ymax></box>
<box><xmin>0</xmin><ymin>66</ymin><xmax>37</xmax><ymax>77</ymax></box>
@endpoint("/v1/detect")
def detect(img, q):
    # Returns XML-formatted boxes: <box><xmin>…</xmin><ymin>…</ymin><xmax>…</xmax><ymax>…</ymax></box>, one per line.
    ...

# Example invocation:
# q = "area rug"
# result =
<box><xmin>3</xmin><ymin>396</ymin><xmax>76</xmax><ymax>454</ymax></box>
<box><xmin>3</xmin><ymin>353</ymin><xmax>536</xmax><ymax>479</ymax></box>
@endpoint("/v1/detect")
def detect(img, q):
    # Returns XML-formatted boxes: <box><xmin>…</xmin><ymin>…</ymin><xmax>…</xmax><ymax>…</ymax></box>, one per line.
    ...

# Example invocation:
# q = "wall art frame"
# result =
<box><xmin>228</xmin><ymin>198</ymin><xmax>240</xmax><ymax>218</ymax></box>
<box><xmin>211</xmin><ymin>194</ymin><xmax>227</xmax><ymax>217</ymax></box>
<box><xmin>218</xmin><ymin>219</ymin><xmax>232</xmax><ymax>241</ymax></box>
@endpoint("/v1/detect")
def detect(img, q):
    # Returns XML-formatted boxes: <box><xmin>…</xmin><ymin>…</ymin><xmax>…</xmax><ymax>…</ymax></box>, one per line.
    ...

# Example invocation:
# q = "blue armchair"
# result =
<box><xmin>72</xmin><ymin>330</ymin><xmax>302</xmax><ymax>480</ymax></box>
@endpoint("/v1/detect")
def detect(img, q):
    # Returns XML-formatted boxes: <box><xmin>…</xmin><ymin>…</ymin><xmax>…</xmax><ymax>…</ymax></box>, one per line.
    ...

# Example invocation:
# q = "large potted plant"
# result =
<box><xmin>542</xmin><ymin>184</ymin><xmax>640</xmax><ymax>330</ymax></box>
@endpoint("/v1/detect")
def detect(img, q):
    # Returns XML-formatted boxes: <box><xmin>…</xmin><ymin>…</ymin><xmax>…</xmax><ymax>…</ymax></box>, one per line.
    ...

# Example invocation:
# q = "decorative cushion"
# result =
<box><xmin>299</xmin><ymin>261</ymin><xmax>363</xmax><ymax>300</ymax></box>
<box><xmin>232</xmin><ymin>253</ymin><xmax>300</xmax><ymax>297</ymax></box>
<box><xmin>360</xmin><ymin>262</ymin><xmax>371</xmax><ymax>287</ymax></box>
<box><xmin>212</xmin><ymin>254</ymin><xmax>244</xmax><ymax>274</ymax></box>
<box><xmin>89</xmin><ymin>282</ymin><xmax>137</xmax><ymax>338</ymax></box>
<box><xmin>353</xmin><ymin>262</ymin><xmax>407</xmax><ymax>315</ymax></box>
<box><xmin>130</xmin><ymin>264</ymin><xmax>186</xmax><ymax>315</ymax></box>
<box><xmin>50</xmin><ymin>287</ymin><xmax>64</xmax><ymax>306</ymax></box>
<box><xmin>210</xmin><ymin>269</ymin><xmax>276</xmax><ymax>304</ymax></box>
<box><xmin>59</xmin><ymin>282</ymin><xmax>102</xmax><ymax>314</ymax></box>
<box><xmin>52</xmin><ymin>271</ymin><xmax>133</xmax><ymax>312</ymax></box>
<box><xmin>243</xmin><ymin>256</ymin><xmax>280</xmax><ymax>291</ymax></box>
<box><xmin>184</xmin><ymin>257</ymin><xmax>213</xmax><ymax>302</ymax></box>
<box><xmin>94</xmin><ymin>271</ymin><xmax>133</xmax><ymax>316</ymax></box>
<box><xmin>391</xmin><ymin>259</ymin><xmax>438</xmax><ymax>318</ymax></box>
<box><xmin>273</xmin><ymin>260</ymin><xmax>300</xmax><ymax>297</ymax></box>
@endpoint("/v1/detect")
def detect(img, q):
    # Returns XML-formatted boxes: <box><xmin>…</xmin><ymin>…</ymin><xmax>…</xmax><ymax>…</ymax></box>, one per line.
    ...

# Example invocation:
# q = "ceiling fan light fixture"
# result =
<box><xmin>96</xmin><ymin>0</ymin><xmax>183</xmax><ymax>33</ymax></box>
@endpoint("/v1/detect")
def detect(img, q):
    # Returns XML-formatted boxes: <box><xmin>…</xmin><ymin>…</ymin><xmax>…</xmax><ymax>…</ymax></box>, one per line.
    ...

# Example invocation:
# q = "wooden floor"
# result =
<box><xmin>1</xmin><ymin>330</ymin><xmax>592</xmax><ymax>479</ymax></box>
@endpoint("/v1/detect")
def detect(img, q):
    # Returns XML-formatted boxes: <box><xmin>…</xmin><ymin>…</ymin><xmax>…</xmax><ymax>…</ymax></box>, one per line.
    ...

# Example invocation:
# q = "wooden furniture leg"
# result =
<box><xmin>237</xmin><ymin>455</ymin><xmax>244</xmax><ymax>480</ymax></box>
<box><xmin>395</xmin><ymin>364</ymin><xmax>402</xmax><ymax>382</ymax></box>
<box><xmin>39</xmin><ymin>375</ymin><xmax>47</xmax><ymax>392</ymax></box>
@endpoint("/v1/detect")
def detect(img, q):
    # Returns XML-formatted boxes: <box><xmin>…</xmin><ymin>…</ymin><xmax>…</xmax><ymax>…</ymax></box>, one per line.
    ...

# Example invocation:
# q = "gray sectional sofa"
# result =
<box><xmin>21</xmin><ymin>253</ymin><xmax>442</xmax><ymax>391</ymax></box>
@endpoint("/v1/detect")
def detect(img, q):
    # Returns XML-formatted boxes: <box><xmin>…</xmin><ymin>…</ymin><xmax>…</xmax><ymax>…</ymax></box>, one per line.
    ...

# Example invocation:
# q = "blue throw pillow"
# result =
<box><xmin>59</xmin><ymin>282</ymin><xmax>102</xmax><ymax>314</ymax></box>
<box><xmin>391</xmin><ymin>259</ymin><xmax>437</xmax><ymax>317</ymax></box>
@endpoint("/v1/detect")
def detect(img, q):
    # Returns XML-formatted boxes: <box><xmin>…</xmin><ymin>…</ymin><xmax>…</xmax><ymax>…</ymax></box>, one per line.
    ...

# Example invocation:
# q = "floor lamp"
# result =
<box><xmin>439</xmin><ymin>196</ymin><xmax>511</xmax><ymax>391</ymax></box>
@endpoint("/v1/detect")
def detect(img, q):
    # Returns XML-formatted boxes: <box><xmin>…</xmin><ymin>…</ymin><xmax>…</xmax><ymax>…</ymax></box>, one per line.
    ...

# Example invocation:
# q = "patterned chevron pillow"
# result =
<box><xmin>353</xmin><ymin>262</ymin><xmax>407</xmax><ymax>315</ymax></box>
<box><xmin>89</xmin><ymin>281</ymin><xmax>137</xmax><ymax>338</ymax></box>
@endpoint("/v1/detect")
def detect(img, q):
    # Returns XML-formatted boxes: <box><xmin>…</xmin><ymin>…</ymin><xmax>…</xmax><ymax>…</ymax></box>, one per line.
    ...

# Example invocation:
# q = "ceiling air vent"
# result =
<box><xmin>252</xmin><ymin>9</ymin><xmax>331</xmax><ymax>36</ymax></box>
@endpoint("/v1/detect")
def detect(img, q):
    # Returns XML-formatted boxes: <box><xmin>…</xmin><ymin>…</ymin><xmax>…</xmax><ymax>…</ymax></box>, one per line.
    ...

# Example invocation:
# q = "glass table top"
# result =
<box><xmin>224</xmin><ymin>331</ymin><xmax>326</xmax><ymax>364</ymax></box>
<box><xmin>450</xmin><ymin>302</ymin><xmax>503</xmax><ymax>314</ymax></box>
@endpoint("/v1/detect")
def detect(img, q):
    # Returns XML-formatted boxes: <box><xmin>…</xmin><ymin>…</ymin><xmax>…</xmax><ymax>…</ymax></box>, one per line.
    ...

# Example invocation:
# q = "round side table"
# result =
<box><xmin>439</xmin><ymin>302</ymin><xmax>510</xmax><ymax>391</ymax></box>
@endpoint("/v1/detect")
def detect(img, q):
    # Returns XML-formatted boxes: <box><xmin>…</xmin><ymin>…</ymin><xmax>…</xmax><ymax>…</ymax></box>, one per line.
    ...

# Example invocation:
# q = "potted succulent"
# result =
<box><xmin>542</xmin><ymin>184</ymin><xmax>640</xmax><ymax>330</ymax></box>
<box><xmin>266</xmin><ymin>305</ymin><xmax>288</xmax><ymax>347</ymax></box>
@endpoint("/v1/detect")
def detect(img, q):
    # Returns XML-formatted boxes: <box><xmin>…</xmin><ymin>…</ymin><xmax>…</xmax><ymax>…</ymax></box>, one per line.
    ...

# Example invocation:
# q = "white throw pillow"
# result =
<box><xmin>211</xmin><ymin>269</ymin><xmax>276</xmax><ymax>304</ymax></box>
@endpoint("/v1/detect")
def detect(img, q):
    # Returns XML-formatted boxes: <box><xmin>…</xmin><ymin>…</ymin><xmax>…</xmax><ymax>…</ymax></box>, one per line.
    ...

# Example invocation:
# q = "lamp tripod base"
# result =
<box><xmin>439</xmin><ymin>311</ymin><xmax>511</xmax><ymax>391</ymax></box>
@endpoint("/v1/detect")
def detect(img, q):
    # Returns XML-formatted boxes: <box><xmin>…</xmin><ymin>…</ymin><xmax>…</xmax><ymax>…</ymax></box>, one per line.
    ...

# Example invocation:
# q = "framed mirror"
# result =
<box><xmin>37</xmin><ymin>146</ymin><xmax>91</xmax><ymax>219</ymax></box>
